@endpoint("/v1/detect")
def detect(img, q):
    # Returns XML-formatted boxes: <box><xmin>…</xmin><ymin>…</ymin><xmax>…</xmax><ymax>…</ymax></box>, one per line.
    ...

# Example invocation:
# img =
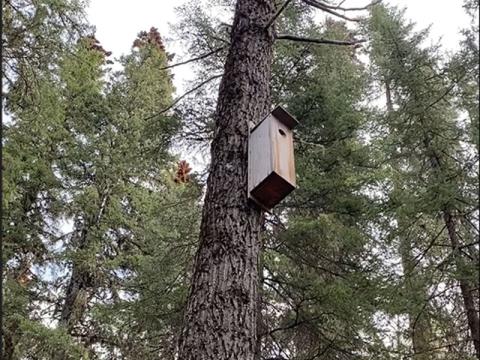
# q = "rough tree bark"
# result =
<box><xmin>177</xmin><ymin>1</ymin><xmax>276</xmax><ymax>359</ymax></box>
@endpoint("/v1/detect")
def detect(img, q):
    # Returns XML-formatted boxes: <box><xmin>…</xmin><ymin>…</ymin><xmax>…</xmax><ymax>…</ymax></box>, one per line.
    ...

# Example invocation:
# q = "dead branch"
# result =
<box><xmin>276</xmin><ymin>33</ymin><xmax>366</xmax><ymax>46</ymax></box>
<box><xmin>143</xmin><ymin>74</ymin><xmax>222</xmax><ymax>120</ymax></box>
<box><xmin>302</xmin><ymin>0</ymin><xmax>360</xmax><ymax>21</ymax></box>
<box><xmin>322</xmin><ymin>0</ymin><xmax>382</xmax><ymax>11</ymax></box>
<box><xmin>159</xmin><ymin>47</ymin><xmax>225</xmax><ymax>70</ymax></box>
<box><xmin>265</xmin><ymin>0</ymin><xmax>294</xmax><ymax>29</ymax></box>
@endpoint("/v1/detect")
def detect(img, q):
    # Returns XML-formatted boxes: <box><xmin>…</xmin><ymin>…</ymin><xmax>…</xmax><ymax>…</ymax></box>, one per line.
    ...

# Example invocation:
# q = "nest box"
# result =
<box><xmin>248</xmin><ymin>105</ymin><xmax>299</xmax><ymax>210</ymax></box>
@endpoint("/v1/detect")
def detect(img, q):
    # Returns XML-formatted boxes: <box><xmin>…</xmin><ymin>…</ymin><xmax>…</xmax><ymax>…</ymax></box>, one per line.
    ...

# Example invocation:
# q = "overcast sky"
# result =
<box><xmin>87</xmin><ymin>0</ymin><xmax>471</xmax><ymax>94</ymax></box>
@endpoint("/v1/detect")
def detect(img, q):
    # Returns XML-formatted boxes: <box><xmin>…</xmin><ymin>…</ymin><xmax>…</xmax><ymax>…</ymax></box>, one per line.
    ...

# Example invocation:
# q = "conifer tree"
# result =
<box><xmin>3</xmin><ymin>22</ymin><xmax>201</xmax><ymax>357</ymax></box>
<box><xmin>368</xmin><ymin>4</ymin><xmax>479</xmax><ymax>358</ymax></box>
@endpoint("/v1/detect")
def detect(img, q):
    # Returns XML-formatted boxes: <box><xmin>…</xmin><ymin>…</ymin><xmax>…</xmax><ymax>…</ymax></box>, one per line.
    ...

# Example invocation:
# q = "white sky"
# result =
<box><xmin>87</xmin><ymin>0</ymin><xmax>471</xmax><ymax>95</ymax></box>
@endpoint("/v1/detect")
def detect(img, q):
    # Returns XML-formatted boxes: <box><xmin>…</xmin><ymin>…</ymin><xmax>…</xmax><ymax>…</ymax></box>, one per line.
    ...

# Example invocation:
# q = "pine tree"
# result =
<box><xmin>175</xmin><ymin>1</ymin><xmax>376</xmax><ymax>358</ymax></box>
<box><xmin>254</xmin><ymin>19</ymin><xmax>390</xmax><ymax>359</ymax></box>
<box><xmin>367</xmin><ymin>4</ymin><xmax>479</xmax><ymax>358</ymax></box>
<box><xmin>2</xmin><ymin>1</ymin><xmax>89</xmax><ymax>357</ymax></box>
<box><xmin>3</xmin><ymin>22</ymin><xmax>201</xmax><ymax>357</ymax></box>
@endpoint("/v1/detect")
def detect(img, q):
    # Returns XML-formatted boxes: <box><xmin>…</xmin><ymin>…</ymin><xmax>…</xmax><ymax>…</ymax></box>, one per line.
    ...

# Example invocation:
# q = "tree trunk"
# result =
<box><xmin>59</xmin><ymin>255</ymin><xmax>94</xmax><ymax>332</ymax></box>
<box><xmin>399</xmin><ymin>234</ymin><xmax>431</xmax><ymax>360</ymax></box>
<box><xmin>424</xmin><ymin>138</ymin><xmax>479</xmax><ymax>358</ymax></box>
<box><xmin>177</xmin><ymin>1</ymin><xmax>276</xmax><ymax>359</ymax></box>
<box><xmin>55</xmin><ymin>191</ymin><xmax>109</xmax><ymax>359</ymax></box>
<box><xmin>443</xmin><ymin>210</ymin><xmax>480</xmax><ymax>359</ymax></box>
<box><xmin>59</xmin><ymin>189</ymin><xmax>109</xmax><ymax>331</ymax></box>
<box><xmin>3</xmin><ymin>325</ymin><xmax>17</xmax><ymax>360</ymax></box>
<box><xmin>385</xmin><ymin>78</ymin><xmax>393</xmax><ymax>112</ymax></box>
<box><xmin>387</xmin><ymin>81</ymin><xmax>431</xmax><ymax>359</ymax></box>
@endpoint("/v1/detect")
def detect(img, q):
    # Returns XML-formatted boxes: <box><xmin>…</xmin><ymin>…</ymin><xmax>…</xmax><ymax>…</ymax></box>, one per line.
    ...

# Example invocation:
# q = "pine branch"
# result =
<box><xmin>276</xmin><ymin>34</ymin><xmax>366</xmax><ymax>46</ymax></box>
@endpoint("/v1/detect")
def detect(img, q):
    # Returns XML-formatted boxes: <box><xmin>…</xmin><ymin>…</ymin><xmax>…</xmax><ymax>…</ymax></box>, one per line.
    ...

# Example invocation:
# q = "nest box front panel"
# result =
<box><xmin>271</xmin><ymin>118</ymin><xmax>296</xmax><ymax>186</ymax></box>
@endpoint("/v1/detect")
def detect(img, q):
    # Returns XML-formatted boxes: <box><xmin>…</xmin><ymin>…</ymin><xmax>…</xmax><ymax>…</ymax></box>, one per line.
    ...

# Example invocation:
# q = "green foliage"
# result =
<box><xmin>366</xmin><ymin>4</ymin><xmax>479</xmax><ymax>358</ymax></box>
<box><xmin>3</xmin><ymin>1</ymin><xmax>478</xmax><ymax>359</ymax></box>
<box><xmin>3</xmin><ymin>11</ymin><xmax>201</xmax><ymax>357</ymax></box>
<box><xmin>258</xmin><ymin>19</ymin><xmax>389</xmax><ymax>359</ymax></box>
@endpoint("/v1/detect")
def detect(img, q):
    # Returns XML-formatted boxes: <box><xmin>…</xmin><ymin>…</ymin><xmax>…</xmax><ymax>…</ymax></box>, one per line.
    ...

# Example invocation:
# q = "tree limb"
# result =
<box><xmin>302</xmin><ymin>0</ymin><xmax>361</xmax><ymax>21</ymax></box>
<box><xmin>322</xmin><ymin>0</ymin><xmax>382</xmax><ymax>11</ymax></box>
<box><xmin>143</xmin><ymin>74</ymin><xmax>223</xmax><ymax>120</ymax></box>
<box><xmin>276</xmin><ymin>34</ymin><xmax>365</xmax><ymax>46</ymax></box>
<box><xmin>159</xmin><ymin>47</ymin><xmax>225</xmax><ymax>70</ymax></box>
<box><xmin>265</xmin><ymin>0</ymin><xmax>294</xmax><ymax>29</ymax></box>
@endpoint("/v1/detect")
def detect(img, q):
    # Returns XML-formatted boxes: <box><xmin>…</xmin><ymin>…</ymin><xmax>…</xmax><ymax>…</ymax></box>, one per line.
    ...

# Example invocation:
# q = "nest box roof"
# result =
<box><xmin>271</xmin><ymin>105</ymin><xmax>299</xmax><ymax>129</ymax></box>
<box><xmin>251</xmin><ymin>105</ymin><xmax>299</xmax><ymax>133</ymax></box>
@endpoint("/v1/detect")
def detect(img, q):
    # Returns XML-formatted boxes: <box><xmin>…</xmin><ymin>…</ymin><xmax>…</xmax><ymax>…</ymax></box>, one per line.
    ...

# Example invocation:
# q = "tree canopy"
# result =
<box><xmin>2</xmin><ymin>0</ymin><xmax>478</xmax><ymax>359</ymax></box>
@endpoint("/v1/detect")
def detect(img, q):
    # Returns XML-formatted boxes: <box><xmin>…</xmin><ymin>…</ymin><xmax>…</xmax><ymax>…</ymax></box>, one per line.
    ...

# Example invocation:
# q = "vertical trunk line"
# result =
<box><xmin>387</xmin><ymin>78</ymin><xmax>431</xmax><ymax>358</ymax></box>
<box><xmin>255</xmin><ymin>225</ymin><xmax>265</xmax><ymax>360</ymax></box>
<box><xmin>177</xmin><ymin>1</ymin><xmax>276</xmax><ymax>359</ymax></box>
<box><xmin>385</xmin><ymin>77</ymin><xmax>393</xmax><ymax>112</ymax></box>
<box><xmin>443</xmin><ymin>210</ymin><xmax>480</xmax><ymax>358</ymax></box>
<box><xmin>425</xmin><ymin>133</ymin><xmax>479</xmax><ymax>358</ymax></box>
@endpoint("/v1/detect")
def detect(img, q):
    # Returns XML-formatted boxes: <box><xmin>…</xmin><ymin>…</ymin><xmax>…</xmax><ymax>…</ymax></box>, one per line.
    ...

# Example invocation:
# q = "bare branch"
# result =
<box><xmin>276</xmin><ymin>34</ymin><xmax>366</xmax><ymax>46</ymax></box>
<box><xmin>159</xmin><ymin>47</ymin><xmax>226</xmax><ymax>70</ymax></box>
<box><xmin>143</xmin><ymin>74</ymin><xmax>223</xmax><ymax>120</ymax></box>
<box><xmin>302</xmin><ymin>0</ymin><xmax>361</xmax><ymax>21</ymax></box>
<box><xmin>322</xmin><ymin>0</ymin><xmax>382</xmax><ymax>11</ymax></box>
<box><xmin>265</xmin><ymin>0</ymin><xmax>294</xmax><ymax>29</ymax></box>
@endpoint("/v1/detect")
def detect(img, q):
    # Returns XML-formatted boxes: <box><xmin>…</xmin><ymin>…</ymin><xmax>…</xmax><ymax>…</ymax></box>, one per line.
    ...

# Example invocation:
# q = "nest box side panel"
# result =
<box><xmin>271</xmin><ymin>118</ymin><xmax>296</xmax><ymax>187</ymax></box>
<box><xmin>248</xmin><ymin>117</ymin><xmax>273</xmax><ymax>196</ymax></box>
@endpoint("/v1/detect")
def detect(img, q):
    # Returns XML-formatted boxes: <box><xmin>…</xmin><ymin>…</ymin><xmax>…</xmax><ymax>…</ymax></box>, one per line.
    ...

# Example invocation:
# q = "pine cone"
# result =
<box><xmin>174</xmin><ymin>160</ymin><xmax>192</xmax><ymax>183</ymax></box>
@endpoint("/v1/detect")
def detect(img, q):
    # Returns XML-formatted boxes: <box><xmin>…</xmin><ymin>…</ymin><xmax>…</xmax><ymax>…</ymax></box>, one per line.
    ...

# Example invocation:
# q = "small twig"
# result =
<box><xmin>276</xmin><ymin>34</ymin><xmax>366</xmax><ymax>46</ymax></box>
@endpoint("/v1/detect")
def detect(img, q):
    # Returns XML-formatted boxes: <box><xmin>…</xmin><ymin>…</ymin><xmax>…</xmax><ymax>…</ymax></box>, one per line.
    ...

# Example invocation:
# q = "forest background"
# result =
<box><xmin>2</xmin><ymin>0</ymin><xmax>479</xmax><ymax>359</ymax></box>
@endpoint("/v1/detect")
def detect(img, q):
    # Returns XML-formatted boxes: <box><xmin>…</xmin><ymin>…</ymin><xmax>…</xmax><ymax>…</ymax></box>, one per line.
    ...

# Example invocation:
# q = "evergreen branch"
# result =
<box><xmin>159</xmin><ymin>47</ymin><xmax>225</xmax><ymax>70</ymax></box>
<box><xmin>265</xmin><ymin>0</ymin><xmax>294</xmax><ymax>29</ymax></box>
<box><xmin>143</xmin><ymin>74</ymin><xmax>222</xmax><ymax>120</ymax></box>
<box><xmin>408</xmin><ymin>224</ymin><xmax>447</xmax><ymax>274</ymax></box>
<box><xmin>268</xmin><ymin>314</ymin><xmax>323</xmax><ymax>336</ymax></box>
<box><xmin>276</xmin><ymin>34</ymin><xmax>366</xmax><ymax>46</ymax></box>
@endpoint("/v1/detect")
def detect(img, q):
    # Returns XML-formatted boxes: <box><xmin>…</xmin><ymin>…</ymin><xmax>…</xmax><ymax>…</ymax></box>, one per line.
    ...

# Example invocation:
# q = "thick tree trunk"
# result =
<box><xmin>443</xmin><ymin>210</ymin><xmax>480</xmax><ymax>359</ymax></box>
<box><xmin>54</xmin><ymin>228</ymin><xmax>95</xmax><ymax>360</ymax></box>
<box><xmin>177</xmin><ymin>1</ymin><xmax>276</xmax><ymax>359</ymax></box>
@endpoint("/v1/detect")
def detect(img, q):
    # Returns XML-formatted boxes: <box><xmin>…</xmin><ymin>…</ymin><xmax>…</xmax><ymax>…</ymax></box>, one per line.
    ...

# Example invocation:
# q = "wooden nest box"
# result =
<box><xmin>248</xmin><ymin>105</ymin><xmax>299</xmax><ymax>210</ymax></box>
